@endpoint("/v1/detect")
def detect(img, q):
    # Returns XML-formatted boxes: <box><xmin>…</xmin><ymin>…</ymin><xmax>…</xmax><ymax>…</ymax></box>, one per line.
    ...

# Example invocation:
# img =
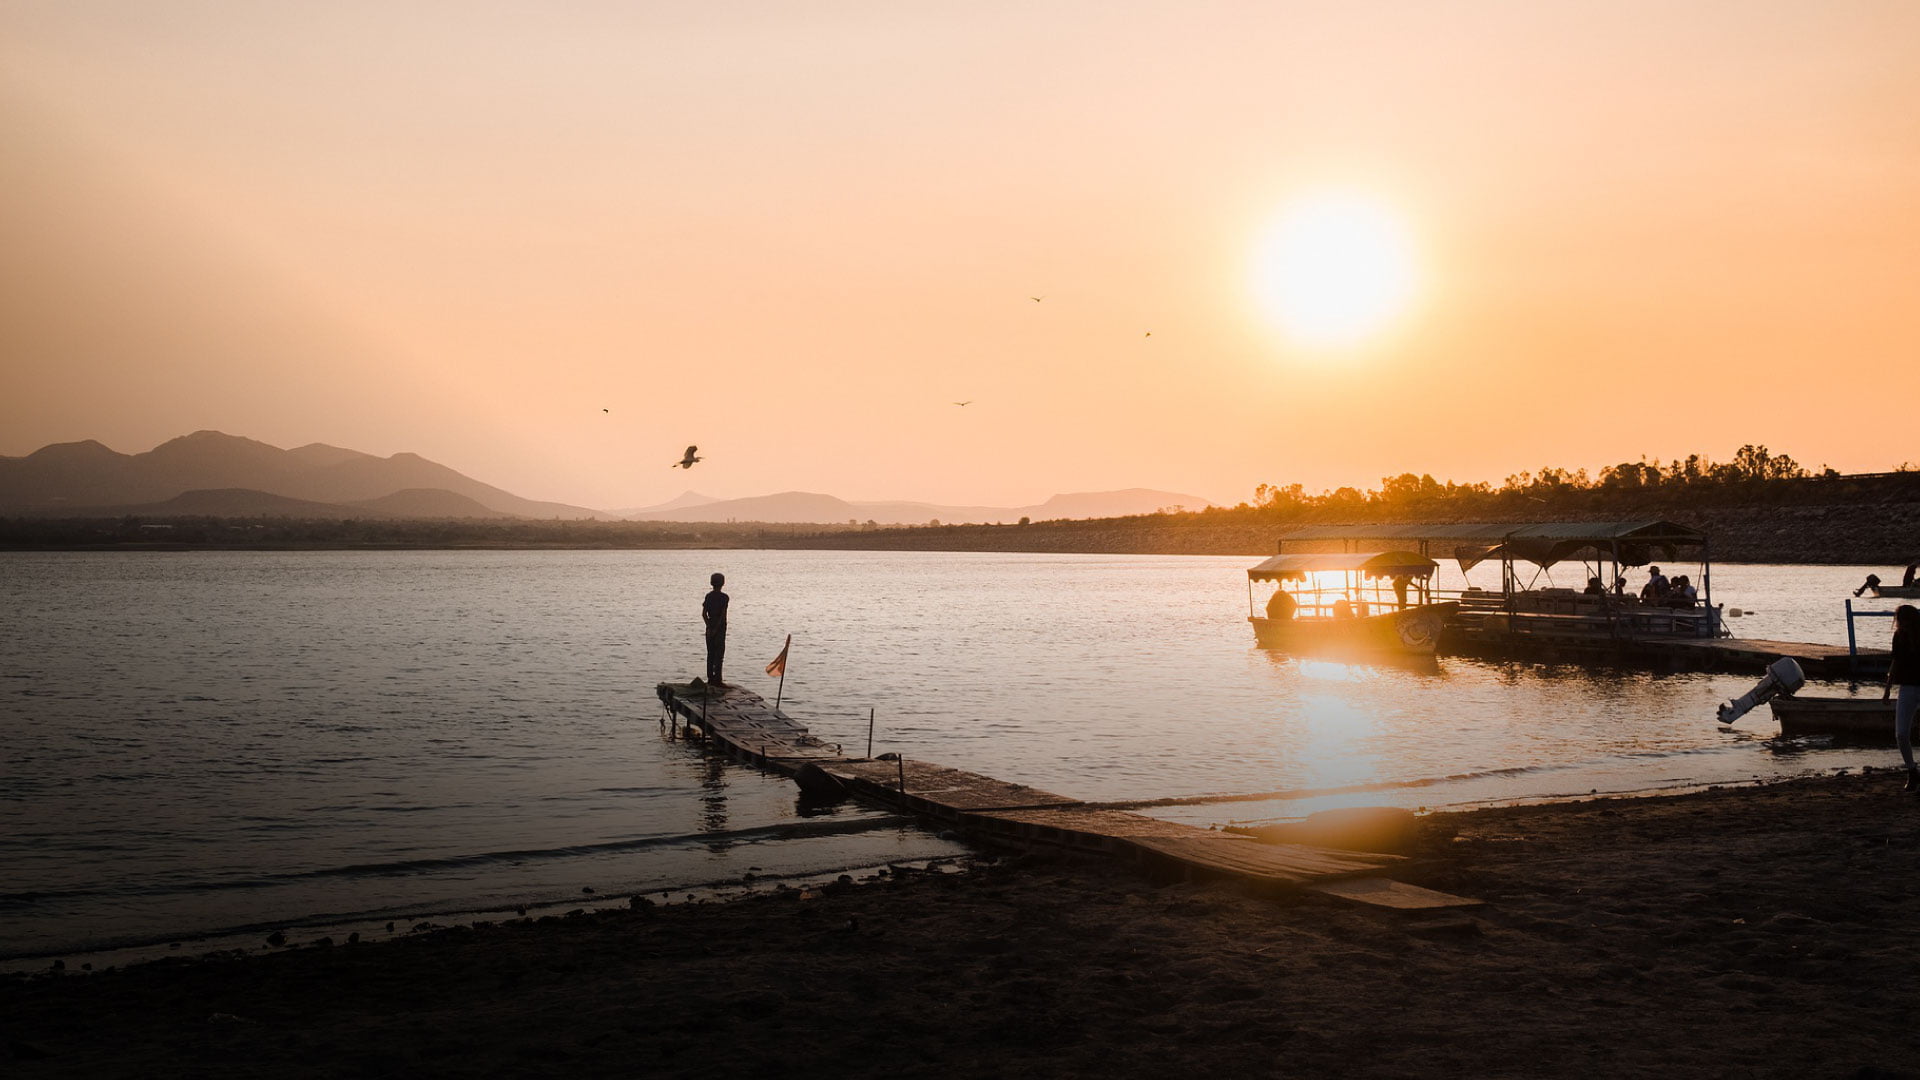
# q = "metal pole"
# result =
<box><xmin>897</xmin><ymin>754</ymin><xmax>906</xmax><ymax>793</ymax></box>
<box><xmin>774</xmin><ymin>668</ymin><xmax>786</xmax><ymax>712</ymax></box>
<box><xmin>1702</xmin><ymin>538</ymin><xmax>1714</xmax><ymax>636</ymax></box>
<box><xmin>866</xmin><ymin>708</ymin><xmax>876</xmax><ymax>759</ymax></box>
<box><xmin>1847</xmin><ymin>598</ymin><xmax>1857</xmax><ymax>676</ymax></box>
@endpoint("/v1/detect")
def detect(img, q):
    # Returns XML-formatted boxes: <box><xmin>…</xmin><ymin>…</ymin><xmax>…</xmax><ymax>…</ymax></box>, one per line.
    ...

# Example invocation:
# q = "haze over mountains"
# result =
<box><xmin>0</xmin><ymin>432</ymin><xmax>1212</xmax><ymax>523</ymax></box>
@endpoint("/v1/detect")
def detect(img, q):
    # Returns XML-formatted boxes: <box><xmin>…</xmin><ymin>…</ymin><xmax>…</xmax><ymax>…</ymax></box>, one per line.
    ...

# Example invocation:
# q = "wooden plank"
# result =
<box><xmin>1127</xmin><ymin>835</ymin><xmax>1399</xmax><ymax>885</ymax></box>
<box><xmin>654</xmin><ymin>679</ymin><xmax>1451</xmax><ymax>897</ymax></box>
<box><xmin>1307</xmin><ymin>876</ymin><xmax>1483</xmax><ymax>909</ymax></box>
<box><xmin>973</xmin><ymin>806</ymin><xmax>1203</xmax><ymax>839</ymax></box>
<box><xmin>822</xmin><ymin>760</ymin><xmax>1080</xmax><ymax>811</ymax></box>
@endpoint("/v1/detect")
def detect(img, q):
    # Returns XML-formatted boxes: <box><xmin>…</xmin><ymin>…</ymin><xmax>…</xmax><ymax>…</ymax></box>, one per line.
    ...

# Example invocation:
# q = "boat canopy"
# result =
<box><xmin>1247</xmin><ymin>550</ymin><xmax>1438</xmax><ymax>583</ymax></box>
<box><xmin>1272</xmin><ymin>520</ymin><xmax>1704</xmax><ymax>570</ymax></box>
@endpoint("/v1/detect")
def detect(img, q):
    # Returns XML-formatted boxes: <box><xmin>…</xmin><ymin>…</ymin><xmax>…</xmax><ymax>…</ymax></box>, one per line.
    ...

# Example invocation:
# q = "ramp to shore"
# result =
<box><xmin>656</xmin><ymin>680</ymin><xmax>1477</xmax><ymax>908</ymax></box>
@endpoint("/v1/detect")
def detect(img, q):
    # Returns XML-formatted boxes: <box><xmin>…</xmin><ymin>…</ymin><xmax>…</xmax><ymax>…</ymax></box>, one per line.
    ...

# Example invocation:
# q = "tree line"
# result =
<box><xmin>1242</xmin><ymin>446</ymin><xmax>1916</xmax><ymax>521</ymax></box>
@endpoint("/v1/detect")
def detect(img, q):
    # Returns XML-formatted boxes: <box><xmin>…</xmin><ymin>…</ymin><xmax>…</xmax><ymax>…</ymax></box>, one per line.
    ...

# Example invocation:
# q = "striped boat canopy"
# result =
<box><xmin>1271</xmin><ymin>521</ymin><xmax>1704</xmax><ymax>570</ymax></box>
<box><xmin>1246</xmin><ymin>551</ymin><xmax>1438</xmax><ymax>582</ymax></box>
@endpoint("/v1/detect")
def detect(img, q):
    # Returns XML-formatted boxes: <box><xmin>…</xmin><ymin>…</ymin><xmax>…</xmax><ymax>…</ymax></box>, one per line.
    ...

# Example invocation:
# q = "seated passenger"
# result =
<box><xmin>1668</xmin><ymin>575</ymin><xmax>1698</xmax><ymax>608</ymax></box>
<box><xmin>1265</xmin><ymin>588</ymin><xmax>1297</xmax><ymax>621</ymax></box>
<box><xmin>1906</xmin><ymin>563</ymin><xmax>1918</xmax><ymax>588</ymax></box>
<box><xmin>1856</xmin><ymin>574</ymin><xmax>1882</xmax><ymax>598</ymax></box>
<box><xmin>1583</xmin><ymin>576</ymin><xmax>1604</xmax><ymax>595</ymax></box>
<box><xmin>1332</xmin><ymin>598</ymin><xmax>1354</xmax><ymax>619</ymax></box>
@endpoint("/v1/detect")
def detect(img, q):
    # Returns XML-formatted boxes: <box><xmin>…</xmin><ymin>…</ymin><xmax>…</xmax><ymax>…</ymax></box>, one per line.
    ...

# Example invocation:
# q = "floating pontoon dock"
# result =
<box><xmin>655</xmin><ymin>680</ymin><xmax>1478</xmax><ymax>908</ymax></box>
<box><xmin>1270</xmin><ymin>521</ymin><xmax>1890</xmax><ymax>676</ymax></box>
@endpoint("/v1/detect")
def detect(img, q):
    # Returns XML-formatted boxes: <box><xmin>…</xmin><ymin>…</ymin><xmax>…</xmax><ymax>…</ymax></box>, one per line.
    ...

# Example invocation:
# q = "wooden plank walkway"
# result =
<box><xmin>1443</xmin><ymin>625</ymin><xmax>1885</xmax><ymax>676</ymax></box>
<box><xmin>654</xmin><ymin>680</ymin><xmax>1470</xmax><ymax>903</ymax></box>
<box><xmin>1647</xmin><ymin>637</ymin><xmax>1885</xmax><ymax>678</ymax></box>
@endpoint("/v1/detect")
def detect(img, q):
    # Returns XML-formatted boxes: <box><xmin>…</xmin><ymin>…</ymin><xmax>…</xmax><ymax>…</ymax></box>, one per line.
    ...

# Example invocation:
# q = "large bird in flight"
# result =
<box><xmin>673</xmin><ymin>446</ymin><xmax>702</xmax><ymax>469</ymax></box>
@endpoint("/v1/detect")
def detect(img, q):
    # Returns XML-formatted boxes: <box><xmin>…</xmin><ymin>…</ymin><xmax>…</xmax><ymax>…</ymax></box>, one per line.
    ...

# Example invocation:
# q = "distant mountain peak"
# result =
<box><xmin>24</xmin><ymin>439</ymin><xmax>121</xmax><ymax>461</ymax></box>
<box><xmin>0</xmin><ymin>431</ymin><xmax>608</xmax><ymax>519</ymax></box>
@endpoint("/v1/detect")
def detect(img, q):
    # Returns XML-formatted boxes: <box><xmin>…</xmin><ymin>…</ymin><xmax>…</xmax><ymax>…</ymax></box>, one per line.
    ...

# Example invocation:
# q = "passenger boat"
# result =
<box><xmin>1272</xmin><ymin>521</ymin><xmax>1726</xmax><ymax>655</ymax></box>
<box><xmin>1768</xmin><ymin>695</ymin><xmax>1896</xmax><ymax>740</ymax></box>
<box><xmin>1246</xmin><ymin>550</ymin><xmax>1458</xmax><ymax>655</ymax></box>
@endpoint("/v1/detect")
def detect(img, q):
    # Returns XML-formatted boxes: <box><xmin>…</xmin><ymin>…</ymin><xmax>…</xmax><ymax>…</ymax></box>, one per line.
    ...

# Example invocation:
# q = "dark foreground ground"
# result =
<box><xmin>8</xmin><ymin>772</ymin><xmax>1920</xmax><ymax>1079</ymax></box>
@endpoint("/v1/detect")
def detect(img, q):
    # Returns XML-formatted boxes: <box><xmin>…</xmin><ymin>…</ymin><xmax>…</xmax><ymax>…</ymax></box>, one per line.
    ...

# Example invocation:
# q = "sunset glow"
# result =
<box><xmin>3</xmin><ymin>3</ymin><xmax>1917</xmax><ymax>508</ymax></box>
<box><xmin>1252</xmin><ymin>194</ymin><xmax>1419</xmax><ymax>350</ymax></box>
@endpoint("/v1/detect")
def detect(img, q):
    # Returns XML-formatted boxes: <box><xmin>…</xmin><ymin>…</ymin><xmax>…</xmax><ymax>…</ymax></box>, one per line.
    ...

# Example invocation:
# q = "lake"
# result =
<box><xmin>0</xmin><ymin>549</ymin><xmax>1898</xmax><ymax>961</ymax></box>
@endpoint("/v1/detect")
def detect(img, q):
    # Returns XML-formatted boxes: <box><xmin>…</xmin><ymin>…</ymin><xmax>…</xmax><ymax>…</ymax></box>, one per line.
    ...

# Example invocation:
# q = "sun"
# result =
<box><xmin>1251</xmin><ymin>192</ymin><xmax>1419</xmax><ymax>349</ymax></box>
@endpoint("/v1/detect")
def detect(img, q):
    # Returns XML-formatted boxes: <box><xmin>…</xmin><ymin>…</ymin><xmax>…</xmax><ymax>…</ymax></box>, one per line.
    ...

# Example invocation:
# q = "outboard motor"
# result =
<box><xmin>1716</xmin><ymin>657</ymin><xmax>1806</xmax><ymax>725</ymax></box>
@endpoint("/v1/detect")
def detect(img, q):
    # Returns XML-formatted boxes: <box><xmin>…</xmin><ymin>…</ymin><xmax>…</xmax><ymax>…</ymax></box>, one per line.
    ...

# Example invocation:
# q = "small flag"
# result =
<box><xmin>765</xmin><ymin>634</ymin><xmax>791</xmax><ymax>679</ymax></box>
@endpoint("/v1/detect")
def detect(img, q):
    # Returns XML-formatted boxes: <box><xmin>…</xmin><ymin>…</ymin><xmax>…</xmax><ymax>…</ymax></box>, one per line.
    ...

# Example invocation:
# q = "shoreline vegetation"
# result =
<box><xmin>5</xmin><ymin>456</ymin><xmax>1920</xmax><ymax>565</ymax></box>
<box><xmin>7</xmin><ymin>770</ymin><xmax>1920</xmax><ymax>1077</ymax></box>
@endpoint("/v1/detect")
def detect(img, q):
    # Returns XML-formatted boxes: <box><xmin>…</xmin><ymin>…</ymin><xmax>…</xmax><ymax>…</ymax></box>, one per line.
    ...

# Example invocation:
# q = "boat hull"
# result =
<box><xmin>1250</xmin><ymin>602</ymin><xmax>1457</xmax><ymax>655</ymax></box>
<box><xmin>1870</xmin><ymin>585</ymin><xmax>1920</xmax><ymax>599</ymax></box>
<box><xmin>1768</xmin><ymin>696</ymin><xmax>1897</xmax><ymax>740</ymax></box>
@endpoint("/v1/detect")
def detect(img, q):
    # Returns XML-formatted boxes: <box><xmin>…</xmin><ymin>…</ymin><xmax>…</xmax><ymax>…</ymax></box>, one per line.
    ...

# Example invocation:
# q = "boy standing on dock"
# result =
<box><xmin>702</xmin><ymin>573</ymin><xmax>729</xmax><ymax>686</ymax></box>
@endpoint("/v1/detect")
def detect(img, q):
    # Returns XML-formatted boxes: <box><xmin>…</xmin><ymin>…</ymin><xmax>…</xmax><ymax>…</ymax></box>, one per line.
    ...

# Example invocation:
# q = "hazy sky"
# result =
<box><xmin>4</xmin><ymin>1</ymin><xmax>1916</xmax><ymax>510</ymax></box>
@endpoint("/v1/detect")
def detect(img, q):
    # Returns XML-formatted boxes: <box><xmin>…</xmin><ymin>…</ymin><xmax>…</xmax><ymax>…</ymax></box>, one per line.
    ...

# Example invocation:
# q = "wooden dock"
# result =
<box><xmin>1441</xmin><ymin>625</ymin><xmax>1884</xmax><ymax>677</ymax></box>
<box><xmin>1648</xmin><ymin>637</ymin><xmax>1881</xmax><ymax>678</ymax></box>
<box><xmin>655</xmin><ymin>680</ymin><xmax>1476</xmax><ymax>907</ymax></box>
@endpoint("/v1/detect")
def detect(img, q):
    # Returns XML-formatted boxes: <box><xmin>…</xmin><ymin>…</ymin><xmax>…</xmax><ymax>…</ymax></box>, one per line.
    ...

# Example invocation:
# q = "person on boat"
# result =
<box><xmin>1265</xmin><ymin>587</ymin><xmax>1297</xmax><ymax>621</ymax></box>
<box><xmin>1583</xmin><ymin>576</ymin><xmax>1605</xmax><ymax>596</ymax></box>
<box><xmin>1665</xmin><ymin>575</ymin><xmax>1696</xmax><ymax>608</ymax></box>
<box><xmin>1332</xmin><ymin>598</ymin><xmax>1355</xmax><ymax>619</ymax></box>
<box><xmin>1883</xmin><ymin>604</ymin><xmax>1920</xmax><ymax>791</ymax></box>
<box><xmin>1854</xmin><ymin>574</ymin><xmax>1882</xmax><ymax>598</ymax></box>
<box><xmin>1642</xmin><ymin>566</ymin><xmax>1669</xmax><ymax>601</ymax></box>
<box><xmin>701</xmin><ymin>572</ymin><xmax>729</xmax><ymax>686</ymax></box>
<box><xmin>1905</xmin><ymin>564</ymin><xmax>1918</xmax><ymax>588</ymax></box>
<box><xmin>1391</xmin><ymin>574</ymin><xmax>1411</xmax><ymax>610</ymax></box>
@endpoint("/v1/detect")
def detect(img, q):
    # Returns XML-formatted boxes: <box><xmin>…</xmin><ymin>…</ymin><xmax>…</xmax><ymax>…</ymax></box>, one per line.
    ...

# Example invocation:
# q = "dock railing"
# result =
<box><xmin>1845</xmin><ymin>599</ymin><xmax>1896</xmax><ymax>677</ymax></box>
<box><xmin>1438</xmin><ymin>587</ymin><xmax>1718</xmax><ymax>640</ymax></box>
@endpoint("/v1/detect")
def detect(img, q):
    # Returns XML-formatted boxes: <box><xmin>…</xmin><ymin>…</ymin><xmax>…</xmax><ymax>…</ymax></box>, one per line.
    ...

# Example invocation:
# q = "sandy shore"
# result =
<box><xmin>8</xmin><ymin>772</ymin><xmax>1920</xmax><ymax>1079</ymax></box>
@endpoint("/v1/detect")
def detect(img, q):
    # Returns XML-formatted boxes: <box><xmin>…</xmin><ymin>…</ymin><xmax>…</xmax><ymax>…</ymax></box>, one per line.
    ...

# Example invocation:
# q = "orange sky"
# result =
<box><xmin>4</xmin><ymin>2</ymin><xmax>1916</xmax><ymax>511</ymax></box>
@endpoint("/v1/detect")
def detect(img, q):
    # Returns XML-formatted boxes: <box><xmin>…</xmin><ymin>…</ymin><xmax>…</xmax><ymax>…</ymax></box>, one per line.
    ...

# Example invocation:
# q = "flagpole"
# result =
<box><xmin>768</xmin><ymin>633</ymin><xmax>791</xmax><ymax>712</ymax></box>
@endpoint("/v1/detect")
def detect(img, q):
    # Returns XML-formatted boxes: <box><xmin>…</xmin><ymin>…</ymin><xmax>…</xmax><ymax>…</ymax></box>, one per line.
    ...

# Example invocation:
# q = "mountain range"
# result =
<box><xmin>0</xmin><ymin>432</ymin><xmax>603</xmax><ymax>519</ymax></box>
<box><xmin>0</xmin><ymin>431</ymin><xmax>1211</xmax><ymax>523</ymax></box>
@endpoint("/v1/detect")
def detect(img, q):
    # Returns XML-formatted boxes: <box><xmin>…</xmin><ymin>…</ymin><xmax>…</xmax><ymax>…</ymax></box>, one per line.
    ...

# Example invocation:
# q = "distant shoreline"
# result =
<box><xmin>4</xmin><ymin>499</ymin><xmax>1918</xmax><ymax>564</ymax></box>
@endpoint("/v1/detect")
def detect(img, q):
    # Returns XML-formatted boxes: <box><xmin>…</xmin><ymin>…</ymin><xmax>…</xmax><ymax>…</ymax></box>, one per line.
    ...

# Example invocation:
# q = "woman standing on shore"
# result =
<box><xmin>1886</xmin><ymin>604</ymin><xmax>1920</xmax><ymax>791</ymax></box>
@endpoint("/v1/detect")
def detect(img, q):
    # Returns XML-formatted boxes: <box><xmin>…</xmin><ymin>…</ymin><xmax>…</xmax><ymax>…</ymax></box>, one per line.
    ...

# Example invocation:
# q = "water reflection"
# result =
<box><xmin>1274</xmin><ymin>654</ymin><xmax>1445</xmax><ymax>681</ymax></box>
<box><xmin>2</xmin><ymin>549</ymin><xmax>1902</xmax><ymax>959</ymax></box>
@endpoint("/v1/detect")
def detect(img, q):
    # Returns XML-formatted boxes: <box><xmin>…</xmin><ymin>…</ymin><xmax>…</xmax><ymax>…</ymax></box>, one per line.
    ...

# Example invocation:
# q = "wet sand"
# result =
<box><xmin>8</xmin><ymin>771</ymin><xmax>1920</xmax><ymax>1079</ymax></box>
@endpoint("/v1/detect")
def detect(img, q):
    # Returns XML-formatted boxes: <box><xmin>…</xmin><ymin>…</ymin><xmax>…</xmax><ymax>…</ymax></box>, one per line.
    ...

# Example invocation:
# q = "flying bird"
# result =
<box><xmin>953</xmin><ymin>401</ymin><xmax>972</xmax><ymax>407</ymax></box>
<box><xmin>1030</xmin><ymin>296</ymin><xmax>1043</xmax><ymax>302</ymax></box>
<box><xmin>1144</xmin><ymin>331</ymin><xmax>1152</xmax><ymax>337</ymax></box>
<box><xmin>673</xmin><ymin>446</ymin><xmax>702</xmax><ymax>469</ymax></box>
<box><xmin>602</xmin><ymin>408</ymin><xmax>609</xmax><ymax>413</ymax></box>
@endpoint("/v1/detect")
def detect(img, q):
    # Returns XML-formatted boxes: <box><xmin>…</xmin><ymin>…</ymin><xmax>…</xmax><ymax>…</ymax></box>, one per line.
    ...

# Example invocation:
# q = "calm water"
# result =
<box><xmin>0</xmin><ymin>550</ymin><xmax>1899</xmax><ymax>960</ymax></box>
